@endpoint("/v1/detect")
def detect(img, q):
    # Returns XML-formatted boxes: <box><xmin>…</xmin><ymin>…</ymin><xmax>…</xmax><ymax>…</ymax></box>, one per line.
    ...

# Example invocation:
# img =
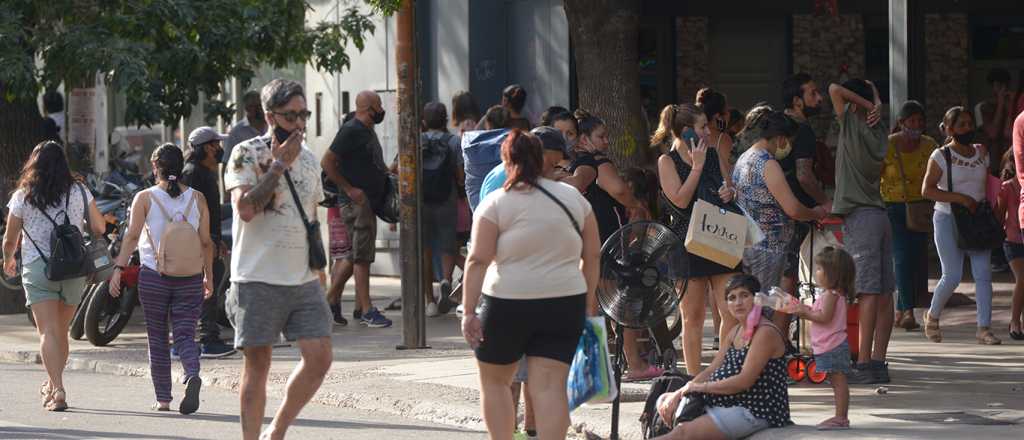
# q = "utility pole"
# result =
<box><xmin>395</xmin><ymin>0</ymin><xmax>428</xmax><ymax>350</ymax></box>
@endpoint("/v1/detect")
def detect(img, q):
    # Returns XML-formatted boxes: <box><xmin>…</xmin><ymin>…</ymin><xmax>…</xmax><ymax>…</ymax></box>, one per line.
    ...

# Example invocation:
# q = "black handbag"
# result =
<box><xmin>284</xmin><ymin>171</ymin><xmax>328</xmax><ymax>270</ymax></box>
<box><xmin>942</xmin><ymin>147</ymin><xmax>1004</xmax><ymax>251</ymax></box>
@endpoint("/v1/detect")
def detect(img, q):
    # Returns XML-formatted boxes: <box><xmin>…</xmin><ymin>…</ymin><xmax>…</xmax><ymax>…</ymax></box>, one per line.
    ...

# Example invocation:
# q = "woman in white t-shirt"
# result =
<box><xmin>921</xmin><ymin>106</ymin><xmax>1001</xmax><ymax>345</ymax></box>
<box><xmin>3</xmin><ymin>141</ymin><xmax>105</xmax><ymax>411</ymax></box>
<box><xmin>461</xmin><ymin>130</ymin><xmax>600</xmax><ymax>439</ymax></box>
<box><xmin>110</xmin><ymin>144</ymin><xmax>214</xmax><ymax>413</ymax></box>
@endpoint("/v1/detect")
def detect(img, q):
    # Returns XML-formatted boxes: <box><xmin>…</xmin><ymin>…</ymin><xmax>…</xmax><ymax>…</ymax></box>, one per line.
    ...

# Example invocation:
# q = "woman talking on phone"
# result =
<box><xmin>655</xmin><ymin>103</ymin><xmax>742</xmax><ymax>376</ymax></box>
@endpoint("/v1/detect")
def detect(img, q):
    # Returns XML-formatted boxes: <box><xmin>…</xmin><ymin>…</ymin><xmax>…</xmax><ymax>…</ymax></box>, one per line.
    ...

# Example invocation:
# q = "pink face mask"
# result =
<box><xmin>742</xmin><ymin>305</ymin><xmax>763</xmax><ymax>343</ymax></box>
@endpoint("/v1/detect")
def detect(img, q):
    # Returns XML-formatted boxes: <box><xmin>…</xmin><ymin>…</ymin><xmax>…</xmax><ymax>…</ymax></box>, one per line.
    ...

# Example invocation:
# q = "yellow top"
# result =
<box><xmin>880</xmin><ymin>134</ymin><xmax>938</xmax><ymax>203</ymax></box>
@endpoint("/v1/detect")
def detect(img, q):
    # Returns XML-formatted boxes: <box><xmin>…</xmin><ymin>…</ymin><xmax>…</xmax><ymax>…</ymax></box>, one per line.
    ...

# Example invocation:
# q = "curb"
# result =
<box><xmin>0</xmin><ymin>348</ymin><xmax>636</xmax><ymax>439</ymax></box>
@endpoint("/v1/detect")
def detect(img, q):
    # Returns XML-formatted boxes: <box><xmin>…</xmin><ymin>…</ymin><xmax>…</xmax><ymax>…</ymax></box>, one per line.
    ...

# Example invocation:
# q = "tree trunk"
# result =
<box><xmin>0</xmin><ymin>87</ymin><xmax>47</xmax><ymax>198</ymax></box>
<box><xmin>564</xmin><ymin>0</ymin><xmax>647</xmax><ymax>169</ymax></box>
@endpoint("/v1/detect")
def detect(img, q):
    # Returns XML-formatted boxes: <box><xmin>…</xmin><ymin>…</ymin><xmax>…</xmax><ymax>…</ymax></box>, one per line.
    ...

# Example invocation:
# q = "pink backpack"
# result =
<box><xmin>146</xmin><ymin>191</ymin><xmax>203</xmax><ymax>276</ymax></box>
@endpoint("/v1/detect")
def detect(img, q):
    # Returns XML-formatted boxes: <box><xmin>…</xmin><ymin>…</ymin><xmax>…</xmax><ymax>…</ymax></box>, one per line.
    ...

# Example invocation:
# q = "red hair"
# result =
<box><xmin>502</xmin><ymin>130</ymin><xmax>544</xmax><ymax>191</ymax></box>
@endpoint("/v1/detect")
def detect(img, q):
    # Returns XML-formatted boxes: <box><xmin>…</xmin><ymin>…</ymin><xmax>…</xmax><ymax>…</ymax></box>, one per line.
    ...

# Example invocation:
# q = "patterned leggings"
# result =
<box><xmin>138</xmin><ymin>267</ymin><xmax>203</xmax><ymax>403</ymax></box>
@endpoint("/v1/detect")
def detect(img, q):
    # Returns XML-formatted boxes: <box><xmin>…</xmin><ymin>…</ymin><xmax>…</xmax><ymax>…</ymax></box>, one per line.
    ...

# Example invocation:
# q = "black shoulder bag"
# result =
<box><xmin>284</xmin><ymin>171</ymin><xmax>328</xmax><ymax>270</ymax></box>
<box><xmin>942</xmin><ymin>147</ymin><xmax>1004</xmax><ymax>250</ymax></box>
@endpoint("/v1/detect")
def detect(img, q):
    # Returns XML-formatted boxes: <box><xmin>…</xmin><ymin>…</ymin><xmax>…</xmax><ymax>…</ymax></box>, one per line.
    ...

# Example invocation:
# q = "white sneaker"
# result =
<box><xmin>426</xmin><ymin>302</ymin><xmax>440</xmax><ymax>317</ymax></box>
<box><xmin>456</xmin><ymin>304</ymin><xmax>464</xmax><ymax>318</ymax></box>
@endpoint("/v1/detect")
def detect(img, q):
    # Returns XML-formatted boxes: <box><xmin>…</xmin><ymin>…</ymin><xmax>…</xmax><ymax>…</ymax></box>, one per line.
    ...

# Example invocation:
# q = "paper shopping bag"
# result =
<box><xmin>685</xmin><ymin>199</ymin><xmax>748</xmax><ymax>268</ymax></box>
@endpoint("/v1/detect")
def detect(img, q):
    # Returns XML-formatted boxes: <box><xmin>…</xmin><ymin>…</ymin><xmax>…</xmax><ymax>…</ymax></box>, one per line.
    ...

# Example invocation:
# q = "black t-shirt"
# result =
<box><xmin>181</xmin><ymin>163</ymin><xmax>221</xmax><ymax>243</ymax></box>
<box><xmin>328</xmin><ymin>118</ymin><xmax>389</xmax><ymax>206</ymax></box>
<box><xmin>569</xmin><ymin>152</ymin><xmax>625</xmax><ymax>243</ymax></box>
<box><xmin>778</xmin><ymin>121</ymin><xmax>818</xmax><ymax>208</ymax></box>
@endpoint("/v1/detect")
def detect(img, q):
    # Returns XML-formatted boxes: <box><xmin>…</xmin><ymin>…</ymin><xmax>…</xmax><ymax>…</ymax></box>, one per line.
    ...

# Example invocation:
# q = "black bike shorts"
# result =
<box><xmin>474</xmin><ymin>293</ymin><xmax>586</xmax><ymax>365</ymax></box>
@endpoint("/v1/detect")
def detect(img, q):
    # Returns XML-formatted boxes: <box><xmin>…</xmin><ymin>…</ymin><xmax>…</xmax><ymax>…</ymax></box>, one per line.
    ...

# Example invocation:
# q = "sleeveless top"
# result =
<box><xmin>704</xmin><ymin>321</ymin><xmax>791</xmax><ymax>427</ymax></box>
<box><xmin>569</xmin><ymin>151</ymin><xmax>625</xmax><ymax>242</ymax></box>
<box><xmin>733</xmin><ymin>148</ymin><xmax>793</xmax><ymax>250</ymax></box>
<box><xmin>138</xmin><ymin>187</ymin><xmax>201</xmax><ymax>271</ymax></box>
<box><xmin>661</xmin><ymin>148</ymin><xmax>737</xmax><ymax>238</ymax></box>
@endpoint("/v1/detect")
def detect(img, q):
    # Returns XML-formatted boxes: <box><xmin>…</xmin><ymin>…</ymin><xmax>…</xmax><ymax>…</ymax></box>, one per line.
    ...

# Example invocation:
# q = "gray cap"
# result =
<box><xmin>530</xmin><ymin>126</ymin><xmax>567</xmax><ymax>154</ymax></box>
<box><xmin>187</xmin><ymin>126</ymin><xmax>227</xmax><ymax>147</ymax></box>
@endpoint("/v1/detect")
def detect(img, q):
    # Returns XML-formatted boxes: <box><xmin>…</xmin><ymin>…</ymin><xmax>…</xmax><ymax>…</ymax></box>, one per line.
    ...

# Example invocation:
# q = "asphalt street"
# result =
<box><xmin>0</xmin><ymin>363</ymin><xmax>485</xmax><ymax>440</ymax></box>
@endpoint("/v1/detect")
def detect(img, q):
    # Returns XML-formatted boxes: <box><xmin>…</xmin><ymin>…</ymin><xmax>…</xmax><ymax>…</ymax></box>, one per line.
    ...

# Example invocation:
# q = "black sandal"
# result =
<box><xmin>1010</xmin><ymin>324</ymin><xmax>1024</xmax><ymax>341</ymax></box>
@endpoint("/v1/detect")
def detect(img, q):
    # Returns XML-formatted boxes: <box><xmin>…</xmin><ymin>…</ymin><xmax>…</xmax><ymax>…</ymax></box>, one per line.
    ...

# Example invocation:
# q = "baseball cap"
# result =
<box><xmin>188</xmin><ymin>126</ymin><xmax>227</xmax><ymax>147</ymax></box>
<box><xmin>530</xmin><ymin>126</ymin><xmax>567</xmax><ymax>154</ymax></box>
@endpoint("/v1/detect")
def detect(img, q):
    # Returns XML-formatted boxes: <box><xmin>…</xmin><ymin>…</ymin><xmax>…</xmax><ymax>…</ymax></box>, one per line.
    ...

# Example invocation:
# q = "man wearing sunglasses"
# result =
<box><xmin>224</xmin><ymin>79</ymin><xmax>333</xmax><ymax>440</ymax></box>
<box><xmin>321</xmin><ymin>90</ymin><xmax>393</xmax><ymax>329</ymax></box>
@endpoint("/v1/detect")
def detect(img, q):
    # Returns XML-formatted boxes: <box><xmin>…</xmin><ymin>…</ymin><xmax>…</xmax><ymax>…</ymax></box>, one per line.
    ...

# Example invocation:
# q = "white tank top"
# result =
<box><xmin>139</xmin><ymin>187</ymin><xmax>201</xmax><ymax>271</ymax></box>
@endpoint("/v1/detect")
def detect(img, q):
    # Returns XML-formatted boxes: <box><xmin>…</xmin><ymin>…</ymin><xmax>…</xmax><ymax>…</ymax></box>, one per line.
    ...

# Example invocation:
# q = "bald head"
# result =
<box><xmin>355</xmin><ymin>90</ymin><xmax>384</xmax><ymax>126</ymax></box>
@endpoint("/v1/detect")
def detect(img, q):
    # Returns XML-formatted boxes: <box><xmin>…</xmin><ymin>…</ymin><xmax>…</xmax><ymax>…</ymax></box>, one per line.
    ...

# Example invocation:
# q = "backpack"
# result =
<box><xmin>145</xmin><ymin>189</ymin><xmax>204</xmax><ymax>277</ymax></box>
<box><xmin>639</xmin><ymin>370</ymin><xmax>693</xmax><ymax>438</ymax></box>
<box><xmin>23</xmin><ymin>185</ymin><xmax>89</xmax><ymax>281</ymax></box>
<box><xmin>422</xmin><ymin>133</ymin><xmax>456</xmax><ymax>204</ymax></box>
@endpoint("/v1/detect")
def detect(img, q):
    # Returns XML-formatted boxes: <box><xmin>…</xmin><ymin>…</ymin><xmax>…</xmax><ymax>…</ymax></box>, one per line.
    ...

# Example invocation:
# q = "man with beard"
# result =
<box><xmin>182</xmin><ymin>126</ymin><xmax>237</xmax><ymax>358</ymax></box>
<box><xmin>779</xmin><ymin>73</ymin><xmax>833</xmax><ymax>297</ymax></box>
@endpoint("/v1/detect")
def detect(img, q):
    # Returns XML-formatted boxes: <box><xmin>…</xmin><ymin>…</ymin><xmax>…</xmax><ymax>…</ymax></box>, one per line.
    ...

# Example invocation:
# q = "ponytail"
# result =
<box><xmin>650</xmin><ymin>104</ymin><xmax>704</xmax><ymax>148</ymax></box>
<box><xmin>574</xmin><ymin>108</ymin><xmax>605</xmax><ymax>137</ymax></box>
<box><xmin>151</xmin><ymin>143</ymin><xmax>185</xmax><ymax>198</ymax></box>
<box><xmin>650</xmin><ymin>105</ymin><xmax>676</xmax><ymax>147</ymax></box>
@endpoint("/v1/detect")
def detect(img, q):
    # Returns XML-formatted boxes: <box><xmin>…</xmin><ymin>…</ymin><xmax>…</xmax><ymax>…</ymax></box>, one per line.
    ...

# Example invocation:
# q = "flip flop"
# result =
<box><xmin>816</xmin><ymin>416</ymin><xmax>850</xmax><ymax>431</ymax></box>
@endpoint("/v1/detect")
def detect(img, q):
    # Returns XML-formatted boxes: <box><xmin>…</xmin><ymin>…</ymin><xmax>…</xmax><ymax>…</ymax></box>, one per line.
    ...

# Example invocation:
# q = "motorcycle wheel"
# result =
<box><xmin>69</xmin><ymin>285</ymin><xmax>94</xmax><ymax>341</ymax></box>
<box><xmin>84</xmin><ymin>281</ymin><xmax>135</xmax><ymax>347</ymax></box>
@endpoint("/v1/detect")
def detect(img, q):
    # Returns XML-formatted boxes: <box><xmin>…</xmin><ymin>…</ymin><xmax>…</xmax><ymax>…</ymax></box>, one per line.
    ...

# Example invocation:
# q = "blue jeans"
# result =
<box><xmin>930</xmin><ymin>211</ymin><xmax>993</xmax><ymax>327</ymax></box>
<box><xmin>886</xmin><ymin>203</ymin><xmax>929</xmax><ymax>311</ymax></box>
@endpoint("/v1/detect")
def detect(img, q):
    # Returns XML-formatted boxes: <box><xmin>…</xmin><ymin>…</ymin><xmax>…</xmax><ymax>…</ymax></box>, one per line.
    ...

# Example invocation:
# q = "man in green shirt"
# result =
<box><xmin>829</xmin><ymin>79</ymin><xmax>895</xmax><ymax>385</ymax></box>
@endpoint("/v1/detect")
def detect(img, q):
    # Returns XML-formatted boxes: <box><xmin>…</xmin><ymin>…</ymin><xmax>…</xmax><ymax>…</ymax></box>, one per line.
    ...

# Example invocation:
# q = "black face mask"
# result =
<box><xmin>372</xmin><ymin>108</ymin><xmax>386</xmax><ymax>124</ymax></box>
<box><xmin>274</xmin><ymin>126</ymin><xmax>292</xmax><ymax>144</ymax></box>
<box><xmin>953</xmin><ymin>132</ymin><xmax>976</xmax><ymax>145</ymax></box>
<box><xmin>213</xmin><ymin>147</ymin><xmax>224</xmax><ymax>163</ymax></box>
<box><xmin>803</xmin><ymin>100</ymin><xmax>821</xmax><ymax>117</ymax></box>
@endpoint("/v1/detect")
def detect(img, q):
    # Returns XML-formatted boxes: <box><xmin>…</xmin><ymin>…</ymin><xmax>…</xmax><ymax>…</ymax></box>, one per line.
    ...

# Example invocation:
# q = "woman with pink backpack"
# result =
<box><xmin>110</xmin><ymin>144</ymin><xmax>215</xmax><ymax>414</ymax></box>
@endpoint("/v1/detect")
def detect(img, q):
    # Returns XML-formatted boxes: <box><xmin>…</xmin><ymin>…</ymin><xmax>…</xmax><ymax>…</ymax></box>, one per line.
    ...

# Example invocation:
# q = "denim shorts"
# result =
<box><xmin>1004</xmin><ymin>241</ymin><xmax>1024</xmax><ymax>262</ymax></box>
<box><xmin>22</xmin><ymin>257</ymin><xmax>87</xmax><ymax>307</ymax></box>
<box><xmin>814</xmin><ymin>340</ymin><xmax>852</xmax><ymax>374</ymax></box>
<box><xmin>706</xmin><ymin>406</ymin><xmax>771</xmax><ymax>440</ymax></box>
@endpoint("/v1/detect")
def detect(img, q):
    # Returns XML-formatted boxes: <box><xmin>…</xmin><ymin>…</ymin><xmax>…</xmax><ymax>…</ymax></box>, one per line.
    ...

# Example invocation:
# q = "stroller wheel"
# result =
<box><xmin>787</xmin><ymin>357</ymin><xmax>808</xmax><ymax>382</ymax></box>
<box><xmin>807</xmin><ymin>359</ymin><xmax>828</xmax><ymax>384</ymax></box>
<box><xmin>660</xmin><ymin>348</ymin><xmax>678</xmax><ymax>371</ymax></box>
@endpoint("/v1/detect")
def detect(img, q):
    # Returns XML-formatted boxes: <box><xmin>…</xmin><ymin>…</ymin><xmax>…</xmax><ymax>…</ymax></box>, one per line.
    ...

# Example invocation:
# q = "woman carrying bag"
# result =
<box><xmin>921</xmin><ymin>107</ymin><xmax>1002</xmax><ymax>345</ymax></box>
<box><xmin>110</xmin><ymin>144</ymin><xmax>215</xmax><ymax>413</ymax></box>
<box><xmin>881</xmin><ymin>101</ymin><xmax>937</xmax><ymax>331</ymax></box>
<box><xmin>3</xmin><ymin>141</ymin><xmax>105</xmax><ymax>411</ymax></box>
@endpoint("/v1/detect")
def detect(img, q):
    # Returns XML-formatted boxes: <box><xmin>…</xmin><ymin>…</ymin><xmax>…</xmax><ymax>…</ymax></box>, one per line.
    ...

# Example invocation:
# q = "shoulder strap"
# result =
<box><xmin>77</xmin><ymin>184</ymin><xmax>96</xmax><ymax>238</ymax></box>
<box><xmin>148</xmin><ymin>189</ymin><xmax>174</xmax><ymax>222</ymax></box>
<box><xmin>942</xmin><ymin>147</ymin><xmax>954</xmax><ymax>193</ymax></box>
<box><xmin>756</xmin><ymin>320</ymin><xmax>788</xmax><ymax>344</ymax></box>
<box><xmin>532</xmin><ymin>182</ymin><xmax>582</xmax><ymax>238</ymax></box>
<box><xmin>283</xmin><ymin>171</ymin><xmax>313</xmax><ymax>228</ymax></box>
<box><xmin>184</xmin><ymin>190</ymin><xmax>199</xmax><ymax>219</ymax></box>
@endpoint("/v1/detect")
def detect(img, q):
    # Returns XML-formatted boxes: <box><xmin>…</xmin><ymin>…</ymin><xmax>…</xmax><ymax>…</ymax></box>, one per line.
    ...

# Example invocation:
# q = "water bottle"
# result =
<box><xmin>754</xmin><ymin>287</ymin><xmax>799</xmax><ymax>313</ymax></box>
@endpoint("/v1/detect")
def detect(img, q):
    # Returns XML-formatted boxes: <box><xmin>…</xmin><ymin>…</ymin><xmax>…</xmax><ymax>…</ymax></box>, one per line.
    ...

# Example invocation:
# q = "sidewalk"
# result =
<box><xmin>1</xmin><ymin>275</ymin><xmax>1022</xmax><ymax>439</ymax></box>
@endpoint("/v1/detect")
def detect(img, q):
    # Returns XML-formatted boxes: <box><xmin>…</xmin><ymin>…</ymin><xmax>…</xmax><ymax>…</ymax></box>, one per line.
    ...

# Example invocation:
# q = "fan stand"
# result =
<box><xmin>610</xmin><ymin>322</ymin><xmax>625</xmax><ymax>440</ymax></box>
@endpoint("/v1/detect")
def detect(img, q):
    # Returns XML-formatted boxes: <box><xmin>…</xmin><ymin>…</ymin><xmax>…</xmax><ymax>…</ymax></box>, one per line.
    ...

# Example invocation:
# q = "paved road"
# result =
<box><xmin>0</xmin><ymin>363</ymin><xmax>484</xmax><ymax>440</ymax></box>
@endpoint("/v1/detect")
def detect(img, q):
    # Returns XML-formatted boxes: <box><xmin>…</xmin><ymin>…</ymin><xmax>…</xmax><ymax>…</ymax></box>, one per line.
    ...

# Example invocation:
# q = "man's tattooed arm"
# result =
<box><xmin>235</xmin><ymin>160</ymin><xmax>287</xmax><ymax>222</ymax></box>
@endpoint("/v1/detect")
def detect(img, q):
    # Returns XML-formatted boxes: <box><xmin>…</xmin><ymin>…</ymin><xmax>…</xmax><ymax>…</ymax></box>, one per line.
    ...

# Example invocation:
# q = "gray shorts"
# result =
<box><xmin>706</xmin><ymin>406</ymin><xmax>771</xmax><ymax>440</ymax></box>
<box><xmin>226</xmin><ymin>280</ymin><xmax>332</xmax><ymax>348</ymax></box>
<box><xmin>843</xmin><ymin>207</ymin><xmax>896</xmax><ymax>295</ymax></box>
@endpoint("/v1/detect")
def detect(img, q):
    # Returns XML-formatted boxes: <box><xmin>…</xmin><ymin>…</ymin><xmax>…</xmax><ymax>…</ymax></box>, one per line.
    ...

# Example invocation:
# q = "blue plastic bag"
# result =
<box><xmin>567</xmin><ymin>320</ymin><xmax>605</xmax><ymax>411</ymax></box>
<box><xmin>462</xmin><ymin>128</ymin><xmax>510</xmax><ymax>211</ymax></box>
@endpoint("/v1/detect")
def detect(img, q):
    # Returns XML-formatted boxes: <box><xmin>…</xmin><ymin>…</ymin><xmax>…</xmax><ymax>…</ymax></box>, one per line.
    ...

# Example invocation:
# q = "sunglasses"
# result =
<box><xmin>272</xmin><ymin>110</ymin><xmax>312</xmax><ymax>123</ymax></box>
